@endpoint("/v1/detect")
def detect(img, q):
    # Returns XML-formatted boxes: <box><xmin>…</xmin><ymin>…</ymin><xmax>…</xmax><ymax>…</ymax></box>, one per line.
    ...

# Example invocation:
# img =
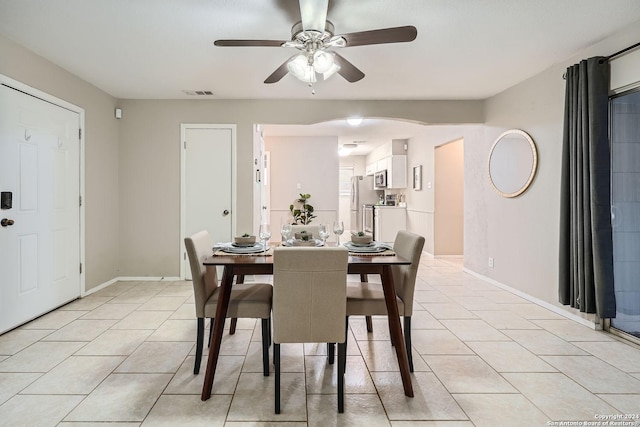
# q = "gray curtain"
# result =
<box><xmin>559</xmin><ymin>57</ymin><xmax>616</xmax><ymax>318</ymax></box>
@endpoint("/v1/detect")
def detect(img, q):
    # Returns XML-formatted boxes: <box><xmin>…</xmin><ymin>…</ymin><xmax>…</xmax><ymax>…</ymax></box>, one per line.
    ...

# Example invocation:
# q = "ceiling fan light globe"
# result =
<box><xmin>303</xmin><ymin>66</ymin><xmax>317</xmax><ymax>83</ymax></box>
<box><xmin>313</xmin><ymin>50</ymin><xmax>335</xmax><ymax>73</ymax></box>
<box><xmin>287</xmin><ymin>54</ymin><xmax>308</xmax><ymax>79</ymax></box>
<box><xmin>322</xmin><ymin>62</ymin><xmax>341</xmax><ymax>80</ymax></box>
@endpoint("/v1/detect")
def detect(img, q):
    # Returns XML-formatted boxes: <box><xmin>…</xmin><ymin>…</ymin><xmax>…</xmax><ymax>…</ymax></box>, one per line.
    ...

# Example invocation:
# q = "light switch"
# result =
<box><xmin>296</xmin><ymin>183</ymin><xmax>301</xmax><ymax>189</ymax></box>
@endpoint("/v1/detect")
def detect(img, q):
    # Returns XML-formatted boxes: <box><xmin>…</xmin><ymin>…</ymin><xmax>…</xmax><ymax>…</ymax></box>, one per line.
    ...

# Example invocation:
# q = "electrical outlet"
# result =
<box><xmin>488</xmin><ymin>257</ymin><xmax>494</xmax><ymax>268</ymax></box>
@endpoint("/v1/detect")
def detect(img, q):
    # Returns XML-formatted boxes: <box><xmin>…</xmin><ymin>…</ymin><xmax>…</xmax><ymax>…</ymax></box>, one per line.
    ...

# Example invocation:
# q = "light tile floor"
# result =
<box><xmin>1</xmin><ymin>257</ymin><xmax>640</xmax><ymax>426</ymax></box>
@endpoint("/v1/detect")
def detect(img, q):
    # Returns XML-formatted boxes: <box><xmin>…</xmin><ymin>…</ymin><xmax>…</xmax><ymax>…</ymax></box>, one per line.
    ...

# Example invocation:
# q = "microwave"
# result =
<box><xmin>374</xmin><ymin>170</ymin><xmax>387</xmax><ymax>188</ymax></box>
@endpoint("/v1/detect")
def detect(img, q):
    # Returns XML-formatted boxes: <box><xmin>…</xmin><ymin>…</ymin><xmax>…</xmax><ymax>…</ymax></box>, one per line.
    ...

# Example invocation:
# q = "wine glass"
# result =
<box><xmin>259</xmin><ymin>223</ymin><xmax>271</xmax><ymax>252</ymax></box>
<box><xmin>318</xmin><ymin>224</ymin><xmax>330</xmax><ymax>246</ymax></box>
<box><xmin>332</xmin><ymin>220</ymin><xmax>344</xmax><ymax>245</ymax></box>
<box><xmin>280</xmin><ymin>222</ymin><xmax>292</xmax><ymax>244</ymax></box>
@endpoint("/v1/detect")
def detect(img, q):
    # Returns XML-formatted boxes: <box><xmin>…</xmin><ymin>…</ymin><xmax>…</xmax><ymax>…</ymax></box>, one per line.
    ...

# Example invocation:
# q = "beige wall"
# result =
<box><xmin>264</xmin><ymin>135</ymin><xmax>339</xmax><ymax>228</ymax></box>
<box><xmin>475</xmin><ymin>21</ymin><xmax>640</xmax><ymax>320</ymax></box>
<box><xmin>0</xmin><ymin>31</ymin><xmax>486</xmax><ymax>282</ymax></box>
<box><xmin>115</xmin><ymin>100</ymin><xmax>483</xmax><ymax>277</ymax></box>
<box><xmin>0</xmin><ymin>35</ymin><xmax>119</xmax><ymax>291</ymax></box>
<box><xmin>405</xmin><ymin>125</ymin><xmax>484</xmax><ymax>256</ymax></box>
<box><xmin>6</xmin><ymin>19</ymin><xmax>640</xmax><ymax>321</ymax></box>
<box><xmin>434</xmin><ymin>139</ymin><xmax>464</xmax><ymax>255</ymax></box>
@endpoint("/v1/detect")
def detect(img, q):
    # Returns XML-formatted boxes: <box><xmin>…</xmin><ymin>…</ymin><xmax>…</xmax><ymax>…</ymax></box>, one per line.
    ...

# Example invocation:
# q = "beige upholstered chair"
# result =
<box><xmin>185</xmin><ymin>230</ymin><xmax>273</xmax><ymax>375</ymax></box>
<box><xmin>272</xmin><ymin>246</ymin><xmax>348</xmax><ymax>413</ymax></box>
<box><xmin>346</xmin><ymin>230</ymin><xmax>425</xmax><ymax>371</ymax></box>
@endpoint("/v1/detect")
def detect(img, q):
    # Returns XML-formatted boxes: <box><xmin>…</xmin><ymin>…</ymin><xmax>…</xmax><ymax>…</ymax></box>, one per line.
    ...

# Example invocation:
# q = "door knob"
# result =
<box><xmin>1</xmin><ymin>218</ymin><xmax>14</xmax><ymax>227</ymax></box>
<box><xmin>222</xmin><ymin>210</ymin><xmax>230</xmax><ymax>216</ymax></box>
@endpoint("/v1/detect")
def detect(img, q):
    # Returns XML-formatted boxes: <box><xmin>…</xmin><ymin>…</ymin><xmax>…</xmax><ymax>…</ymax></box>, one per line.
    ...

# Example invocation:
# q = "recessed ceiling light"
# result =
<box><xmin>182</xmin><ymin>90</ymin><xmax>215</xmax><ymax>96</ymax></box>
<box><xmin>346</xmin><ymin>117</ymin><xmax>363</xmax><ymax>126</ymax></box>
<box><xmin>338</xmin><ymin>143</ymin><xmax>358</xmax><ymax>156</ymax></box>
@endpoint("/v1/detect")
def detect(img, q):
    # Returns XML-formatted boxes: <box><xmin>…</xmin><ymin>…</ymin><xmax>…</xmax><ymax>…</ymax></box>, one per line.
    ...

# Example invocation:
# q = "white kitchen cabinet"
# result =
<box><xmin>374</xmin><ymin>206</ymin><xmax>407</xmax><ymax>243</ymax></box>
<box><xmin>365</xmin><ymin>162</ymin><xmax>376</xmax><ymax>176</ymax></box>
<box><xmin>386</xmin><ymin>155</ymin><xmax>407</xmax><ymax>189</ymax></box>
<box><xmin>376</xmin><ymin>157</ymin><xmax>390</xmax><ymax>174</ymax></box>
<box><xmin>367</xmin><ymin>154</ymin><xmax>407</xmax><ymax>188</ymax></box>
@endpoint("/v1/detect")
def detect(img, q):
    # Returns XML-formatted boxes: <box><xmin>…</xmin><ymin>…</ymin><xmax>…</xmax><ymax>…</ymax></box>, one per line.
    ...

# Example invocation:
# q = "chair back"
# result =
<box><xmin>273</xmin><ymin>246</ymin><xmax>348</xmax><ymax>344</ymax></box>
<box><xmin>392</xmin><ymin>230</ymin><xmax>425</xmax><ymax>316</ymax></box>
<box><xmin>185</xmin><ymin>230</ymin><xmax>219</xmax><ymax>318</ymax></box>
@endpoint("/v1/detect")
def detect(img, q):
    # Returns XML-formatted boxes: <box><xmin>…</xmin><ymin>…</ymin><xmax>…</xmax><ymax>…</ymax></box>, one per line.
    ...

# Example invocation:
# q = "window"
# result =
<box><xmin>339</xmin><ymin>167</ymin><xmax>353</xmax><ymax>196</ymax></box>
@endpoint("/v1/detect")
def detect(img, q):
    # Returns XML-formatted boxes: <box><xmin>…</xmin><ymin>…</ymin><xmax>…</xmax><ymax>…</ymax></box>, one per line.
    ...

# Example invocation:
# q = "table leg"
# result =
<box><xmin>229</xmin><ymin>274</ymin><xmax>245</xmax><ymax>335</ymax></box>
<box><xmin>381</xmin><ymin>265</ymin><xmax>414</xmax><ymax>397</ymax></box>
<box><xmin>360</xmin><ymin>274</ymin><xmax>374</xmax><ymax>333</ymax></box>
<box><xmin>201</xmin><ymin>266</ymin><xmax>234</xmax><ymax>400</ymax></box>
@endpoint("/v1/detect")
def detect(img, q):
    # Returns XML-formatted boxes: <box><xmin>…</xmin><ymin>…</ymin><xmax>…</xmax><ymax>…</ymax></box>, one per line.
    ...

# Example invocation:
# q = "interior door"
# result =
<box><xmin>0</xmin><ymin>84</ymin><xmax>81</xmax><ymax>333</ymax></box>
<box><xmin>182</xmin><ymin>125</ymin><xmax>234</xmax><ymax>279</ymax></box>
<box><xmin>262</xmin><ymin>151</ymin><xmax>270</xmax><ymax>225</ymax></box>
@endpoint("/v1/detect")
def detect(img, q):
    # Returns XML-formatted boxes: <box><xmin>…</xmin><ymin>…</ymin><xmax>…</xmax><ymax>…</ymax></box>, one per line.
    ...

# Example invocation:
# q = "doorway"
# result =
<box><xmin>434</xmin><ymin>138</ymin><xmax>464</xmax><ymax>256</ymax></box>
<box><xmin>0</xmin><ymin>81</ymin><xmax>83</xmax><ymax>333</ymax></box>
<box><xmin>610</xmin><ymin>89</ymin><xmax>640</xmax><ymax>339</ymax></box>
<box><xmin>180</xmin><ymin>124</ymin><xmax>235</xmax><ymax>279</ymax></box>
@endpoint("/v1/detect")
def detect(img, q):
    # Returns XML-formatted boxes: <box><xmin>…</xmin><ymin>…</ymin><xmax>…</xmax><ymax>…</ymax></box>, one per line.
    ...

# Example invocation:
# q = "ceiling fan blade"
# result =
<box><xmin>264</xmin><ymin>56</ymin><xmax>297</xmax><ymax>84</ymax></box>
<box><xmin>341</xmin><ymin>25</ymin><xmax>417</xmax><ymax>47</ymax></box>
<box><xmin>214</xmin><ymin>39</ymin><xmax>286</xmax><ymax>47</ymax></box>
<box><xmin>333</xmin><ymin>53</ymin><xmax>365</xmax><ymax>83</ymax></box>
<box><xmin>299</xmin><ymin>0</ymin><xmax>328</xmax><ymax>32</ymax></box>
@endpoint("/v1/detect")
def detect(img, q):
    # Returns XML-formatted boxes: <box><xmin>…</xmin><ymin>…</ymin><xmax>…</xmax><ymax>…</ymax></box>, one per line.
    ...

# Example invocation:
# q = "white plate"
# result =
<box><xmin>219</xmin><ymin>243</ymin><xmax>266</xmax><ymax>254</ymax></box>
<box><xmin>283</xmin><ymin>239</ymin><xmax>324</xmax><ymax>247</ymax></box>
<box><xmin>343</xmin><ymin>242</ymin><xmax>390</xmax><ymax>253</ymax></box>
<box><xmin>232</xmin><ymin>242</ymin><xmax>258</xmax><ymax>248</ymax></box>
<box><xmin>349</xmin><ymin>241</ymin><xmax>374</xmax><ymax>247</ymax></box>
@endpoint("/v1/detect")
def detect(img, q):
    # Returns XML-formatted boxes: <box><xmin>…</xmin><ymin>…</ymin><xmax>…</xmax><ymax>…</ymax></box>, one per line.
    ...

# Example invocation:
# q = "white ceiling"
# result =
<box><xmin>262</xmin><ymin>118</ymin><xmax>430</xmax><ymax>156</ymax></box>
<box><xmin>2</xmin><ymin>0</ymin><xmax>640</xmax><ymax>154</ymax></box>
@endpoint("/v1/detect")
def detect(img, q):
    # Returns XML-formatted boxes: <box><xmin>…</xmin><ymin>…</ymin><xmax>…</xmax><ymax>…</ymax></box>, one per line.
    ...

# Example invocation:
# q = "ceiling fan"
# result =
<box><xmin>213</xmin><ymin>0</ymin><xmax>417</xmax><ymax>85</ymax></box>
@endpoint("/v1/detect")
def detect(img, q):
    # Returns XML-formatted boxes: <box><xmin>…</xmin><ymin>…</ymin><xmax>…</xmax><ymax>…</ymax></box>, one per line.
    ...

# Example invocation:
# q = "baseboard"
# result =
<box><xmin>116</xmin><ymin>276</ymin><xmax>182</xmax><ymax>282</ymax></box>
<box><xmin>462</xmin><ymin>267</ymin><xmax>596</xmax><ymax>329</ymax></box>
<box><xmin>83</xmin><ymin>276</ymin><xmax>183</xmax><ymax>296</ymax></box>
<box><xmin>83</xmin><ymin>277</ymin><xmax>119</xmax><ymax>296</ymax></box>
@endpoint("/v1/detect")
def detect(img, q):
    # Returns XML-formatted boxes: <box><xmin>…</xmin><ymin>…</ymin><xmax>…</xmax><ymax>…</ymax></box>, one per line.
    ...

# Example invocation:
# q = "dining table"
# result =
<box><xmin>200</xmin><ymin>243</ymin><xmax>414</xmax><ymax>400</ymax></box>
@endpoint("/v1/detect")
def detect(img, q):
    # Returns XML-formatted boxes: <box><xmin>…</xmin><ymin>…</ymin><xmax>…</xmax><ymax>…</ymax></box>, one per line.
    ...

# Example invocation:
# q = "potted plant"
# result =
<box><xmin>295</xmin><ymin>230</ymin><xmax>311</xmax><ymax>241</ymax></box>
<box><xmin>289</xmin><ymin>193</ymin><xmax>316</xmax><ymax>225</ymax></box>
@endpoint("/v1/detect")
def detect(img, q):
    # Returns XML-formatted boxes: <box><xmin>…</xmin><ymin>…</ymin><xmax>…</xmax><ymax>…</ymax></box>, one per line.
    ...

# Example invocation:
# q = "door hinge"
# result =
<box><xmin>79</xmin><ymin>195</ymin><xmax>82</xmax><ymax>207</ymax></box>
<box><xmin>183</xmin><ymin>252</ymin><xmax>186</xmax><ymax>260</ymax></box>
<box><xmin>79</xmin><ymin>263</ymin><xmax>83</xmax><ymax>274</ymax></box>
<box><xmin>79</xmin><ymin>128</ymin><xmax>82</xmax><ymax>140</ymax></box>
<box><xmin>184</xmin><ymin>140</ymin><xmax>186</xmax><ymax>149</ymax></box>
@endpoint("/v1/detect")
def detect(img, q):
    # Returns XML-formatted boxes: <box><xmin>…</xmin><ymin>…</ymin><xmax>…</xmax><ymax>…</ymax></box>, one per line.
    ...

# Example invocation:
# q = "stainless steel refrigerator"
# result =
<box><xmin>350</xmin><ymin>175</ymin><xmax>380</xmax><ymax>232</ymax></box>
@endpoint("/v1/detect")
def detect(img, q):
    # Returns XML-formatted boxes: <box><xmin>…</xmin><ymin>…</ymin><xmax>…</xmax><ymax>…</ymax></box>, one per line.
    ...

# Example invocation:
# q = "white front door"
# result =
<box><xmin>0</xmin><ymin>84</ymin><xmax>81</xmax><ymax>333</ymax></box>
<box><xmin>181</xmin><ymin>125</ymin><xmax>234</xmax><ymax>279</ymax></box>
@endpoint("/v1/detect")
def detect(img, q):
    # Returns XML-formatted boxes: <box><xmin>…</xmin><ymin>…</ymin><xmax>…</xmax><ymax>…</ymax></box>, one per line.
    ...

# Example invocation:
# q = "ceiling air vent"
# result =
<box><xmin>183</xmin><ymin>90</ymin><xmax>214</xmax><ymax>96</ymax></box>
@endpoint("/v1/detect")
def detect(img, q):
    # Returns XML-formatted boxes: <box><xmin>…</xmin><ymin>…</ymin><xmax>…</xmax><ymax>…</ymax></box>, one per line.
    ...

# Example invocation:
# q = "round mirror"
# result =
<box><xmin>488</xmin><ymin>129</ymin><xmax>538</xmax><ymax>198</ymax></box>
